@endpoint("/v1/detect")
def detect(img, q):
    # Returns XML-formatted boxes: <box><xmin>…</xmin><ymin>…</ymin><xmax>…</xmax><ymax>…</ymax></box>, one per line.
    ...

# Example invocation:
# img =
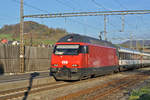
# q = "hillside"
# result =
<box><xmin>120</xmin><ymin>40</ymin><xmax>150</xmax><ymax>49</ymax></box>
<box><xmin>0</xmin><ymin>21</ymin><xmax>68</xmax><ymax>45</ymax></box>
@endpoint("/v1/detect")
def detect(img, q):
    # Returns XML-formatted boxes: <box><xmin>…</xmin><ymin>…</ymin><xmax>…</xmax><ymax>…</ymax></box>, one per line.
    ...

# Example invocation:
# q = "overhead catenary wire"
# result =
<box><xmin>55</xmin><ymin>0</ymin><xmax>76</xmax><ymax>11</ymax></box>
<box><xmin>12</xmin><ymin>0</ymin><xmax>97</xmax><ymax>31</ymax></box>
<box><xmin>113</xmin><ymin>0</ymin><xmax>128</xmax><ymax>10</ymax></box>
<box><xmin>0</xmin><ymin>0</ymin><xmax>20</xmax><ymax>21</ymax></box>
<box><xmin>55</xmin><ymin>0</ymin><xmax>102</xmax><ymax>32</ymax></box>
<box><xmin>11</xmin><ymin>0</ymin><xmax>50</xmax><ymax>13</ymax></box>
<box><xmin>64</xmin><ymin>18</ymin><xmax>101</xmax><ymax>30</ymax></box>
<box><xmin>91</xmin><ymin>0</ymin><xmax>130</xmax><ymax>32</ymax></box>
<box><xmin>91</xmin><ymin>0</ymin><xmax>120</xmax><ymax>31</ymax></box>
<box><xmin>24</xmin><ymin>10</ymin><xmax>150</xmax><ymax>18</ymax></box>
<box><xmin>112</xmin><ymin>0</ymin><xmax>136</xmax><ymax>29</ymax></box>
<box><xmin>9</xmin><ymin>0</ymin><xmax>150</xmax><ymax>41</ymax></box>
<box><xmin>23</xmin><ymin>10</ymin><xmax>150</xmax><ymax>41</ymax></box>
<box><xmin>91</xmin><ymin>0</ymin><xmax>111</xmax><ymax>11</ymax></box>
<box><xmin>13</xmin><ymin>0</ymin><xmax>102</xmax><ymax>32</ymax></box>
<box><xmin>112</xmin><ymin>0</ymin><xmax>129</xmax><ymax>32</ymax></box>
<box><xmin>65</xmin><ymin>0</ymin><xmax>84</xmax><ymax>11</ymax></box>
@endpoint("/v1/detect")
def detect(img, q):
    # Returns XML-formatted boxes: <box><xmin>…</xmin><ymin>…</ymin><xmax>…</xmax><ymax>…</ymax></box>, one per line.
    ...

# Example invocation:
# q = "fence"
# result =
<box><xmin>0</xmin><ymin>45</ymin><xmax>53</xmax><ymax>74</ymax></box>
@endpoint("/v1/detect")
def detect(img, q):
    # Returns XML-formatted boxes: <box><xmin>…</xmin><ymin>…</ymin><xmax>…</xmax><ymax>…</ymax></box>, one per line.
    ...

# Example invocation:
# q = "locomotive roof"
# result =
<box><xmin>57</xmin><ymin>34</ymin><xmax>117</xmax><ymax>48</ymax></box>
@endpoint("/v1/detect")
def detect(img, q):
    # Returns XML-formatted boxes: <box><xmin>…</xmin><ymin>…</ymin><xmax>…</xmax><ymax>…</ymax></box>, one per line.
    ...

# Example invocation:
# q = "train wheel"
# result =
<box><xmin>114</xmin><ymin>68</ymin><xmax>120</xmax><ymax>73</ymax></box>
<box><xmin>91</xmin><ymin>74</ymin><xmax>96</xmax><ymax>78</ymax></box>
<box><xmin>119</xmin><ymin>66</ymin><xmax>125</xmax><ymax>72</ymax></box>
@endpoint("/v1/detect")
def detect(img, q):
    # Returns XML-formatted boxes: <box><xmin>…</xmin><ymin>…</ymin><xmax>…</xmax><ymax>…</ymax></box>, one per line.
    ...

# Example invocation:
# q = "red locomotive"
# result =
<box><xmin>50</xmin><ymin>34</ymin><xmax>150</xmax><ymax>80</ymax></box>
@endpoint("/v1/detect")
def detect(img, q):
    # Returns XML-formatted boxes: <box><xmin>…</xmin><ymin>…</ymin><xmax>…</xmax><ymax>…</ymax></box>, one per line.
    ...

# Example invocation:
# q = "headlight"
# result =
<box><xmin>50</xmin><ymin>68</ymin><xmax>58</xmax><ymax>72</ymax></box>
<box><xmin>72</xmin><ymin>64</ymin><xmax>78</xmax><ymax>67</ymax></box>
<box><xmin>53</xmin><ymin>64</ymin><xmax>58</xmax><ymax>66</ymax></box>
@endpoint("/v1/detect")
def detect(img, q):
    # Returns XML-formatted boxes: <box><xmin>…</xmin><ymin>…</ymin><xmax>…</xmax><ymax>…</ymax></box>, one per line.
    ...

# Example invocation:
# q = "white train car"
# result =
<box><xmin>141</xmin><ymin>52</ymin><xmax>150</xmax><ymax>66</ymax></box>
<box><xmin>118</xmin><ymin>47</ymin><xmax>150</xmax><ymax>70</ymax></box>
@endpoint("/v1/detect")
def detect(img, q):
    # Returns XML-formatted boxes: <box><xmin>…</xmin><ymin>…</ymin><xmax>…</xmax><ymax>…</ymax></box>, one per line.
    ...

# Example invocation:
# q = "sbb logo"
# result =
<box><xmin>62</xmin><ymin>61</ymin><xmax>68</xmax><ymax>64</ymax></box>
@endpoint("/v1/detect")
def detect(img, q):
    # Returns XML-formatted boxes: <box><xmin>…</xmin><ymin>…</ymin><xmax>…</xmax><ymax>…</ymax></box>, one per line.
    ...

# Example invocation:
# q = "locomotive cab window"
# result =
<box><xmin>54</xmin><ymin>44</ymin><xmax>80</xmax><ymax>55</ymax></box>
<box><xmin>54</xmin><ymin>44</ymin><xmax>88</xmax><ymax>55</ymax></box>
<box><xmin>79</xmin><ymin>45</ymin><xmax>88</xmax><ymax>53</ymax></box>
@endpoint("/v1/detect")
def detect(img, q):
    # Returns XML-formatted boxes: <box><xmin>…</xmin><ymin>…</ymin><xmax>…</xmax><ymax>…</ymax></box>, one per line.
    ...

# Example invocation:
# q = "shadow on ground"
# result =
<box><xmin>0</xmin><ymin>64</ymin><xmax>4</xmax><ymax>75</ymax></box>
<box><xmin>23</xmin><ymin>72</ymin><xmax>40</xmax><ymax>100</ymax></box>
<box><xmin>138</xmin><ymin>94</ymin><xmax>150</xmax><ymax>100</ymax></box>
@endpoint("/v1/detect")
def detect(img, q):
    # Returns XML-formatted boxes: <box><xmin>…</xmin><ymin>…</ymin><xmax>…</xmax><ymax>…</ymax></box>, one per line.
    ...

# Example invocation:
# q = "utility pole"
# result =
<box><xmin>30</xmin><ymin>32</ymin><xmax>33</xmax><ymax>46</ymax></box>
<box><xmin>20</xmin><ymin>0</ymin><xmax>25</xmax><ymax>72</ymax></box>
<box><xmin>136</xmin><ymin>40</ymin><xmax>138</xmax><ymax>50</ymax></box>
<box><xmin>143</xmin><ymin>40</ymin><xmax>145</xmax><ymax>51</ymax></box>
<box><xmin>121</xmin><ymin>15</ymin><xmax>125</xmax><ymax>32</ymax></box>
<box><xmin>130</xmin><ymin>33</ymin><xmax>133</xmax><ymax>49</ymax></box>
<box><xmin>104</xmin><ymin>15</ymin><xmax>107</xmax><ymax>40</ymax></box>
<box><xmin>99</xmin><ymin>32</ymin><xmax>102</xmax><ymax>40</ymax></box>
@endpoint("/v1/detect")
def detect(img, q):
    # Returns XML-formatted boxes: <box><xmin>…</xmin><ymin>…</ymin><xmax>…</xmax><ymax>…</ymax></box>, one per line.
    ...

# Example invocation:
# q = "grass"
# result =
<box><xmin>24</xmin><ymin>39</ymin><xmax>56</xmax><ymax>46</ymax></box>
<box><xmin>129</xmin><ymin>84</ymin><xmax>150</xmax><ymax>100</ymax></box>
<box><xmin>0</xmin><ymin>34</ymin><xmax>56</xmax><ymax>46</ymax></box>
<box><xmin>0</xmin><ymin>34</ymin><xmax>13</xmax><ymax>40</ymax></box>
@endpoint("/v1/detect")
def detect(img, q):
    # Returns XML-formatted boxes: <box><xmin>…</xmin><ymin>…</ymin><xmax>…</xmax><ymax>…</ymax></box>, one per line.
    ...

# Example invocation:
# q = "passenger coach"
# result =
<box><xmin>118</xmin><ymin>47</ymin><xmax>150</xmax><ymax>70</ymax></box>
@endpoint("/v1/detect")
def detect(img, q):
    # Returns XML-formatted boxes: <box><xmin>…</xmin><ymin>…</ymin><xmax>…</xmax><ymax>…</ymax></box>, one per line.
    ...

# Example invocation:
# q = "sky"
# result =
<box><xmin>1</xmin><ymin>0</ymin><xmax>150</xmax><ymax>43</ymax></box>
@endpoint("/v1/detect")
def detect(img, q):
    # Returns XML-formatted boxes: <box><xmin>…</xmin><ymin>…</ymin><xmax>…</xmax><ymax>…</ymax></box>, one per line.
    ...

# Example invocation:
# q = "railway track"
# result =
<box><xmin>1</xmin><ymin>69</ymin><xmax>150</xmax><ymax>100</ymax></box>
<box><xmin>55</xmin><ymin>73</ymin><xmax>150</xmax><ymax>100</ymax></box>
<box><xmin>88</xmin><ymin>74</ymin><xmax>149</xmax><ymax>100</ymax></box>
<box><xmin>0</xmin><ymin>74</ymin><xmax>109</xmax><ymax>100</ymax></box>
<box><xmin>0</xmin><ymin>81</ymin><xmax>66</xmax><ymax>100</ymax></box>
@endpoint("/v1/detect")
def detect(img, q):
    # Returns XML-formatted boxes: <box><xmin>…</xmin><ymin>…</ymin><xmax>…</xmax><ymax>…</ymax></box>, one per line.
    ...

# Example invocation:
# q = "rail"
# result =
<box><xmin>55</xmin><ymin>74</ymin><xmax>149</xmax><ymax>100</ymax></box>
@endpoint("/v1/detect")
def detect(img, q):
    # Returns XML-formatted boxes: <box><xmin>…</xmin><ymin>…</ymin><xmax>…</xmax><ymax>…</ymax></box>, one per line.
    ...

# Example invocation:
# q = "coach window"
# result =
<box><xmin>129</xmin><ymin>53</ymin><xmax>131</xmax><ymax>60</ymax></box>
<box><xmin>123</xmin><ymin>52</ymin><xmax>126</xmax><ymax>60</ymax></box>
<box><xmin>121</xmin><ymin>52</ymin><xmax>123</xmax><ymax>60</ymax></box>
<box><xmin>123</xmin><ymin>53</ymin><xmax>126</xmax><ymax>60</ymax></box>
<box><xmin>119</xmin><ymin>53</ymin><xmax>122</xmax><ymax>59</ymax></box>
<box><xmin>128</xmin><ymin>53</ymin><xmax>132</xmax><ymax>60</ymax></box>
<box><xmin>125</xmin><ymin>53</ymin><xmax>128</xmax><ymax>60</ymax></box>
<box><xmin>143</xmin><ymin>56</ymin><xmax>146</xmax><ymax>60</ymax></box>
<box><xmin>128</xmin><ymin>53</ymin><xmax>131</xmax><ymax>60</ymax></box>
<box><xmin>138</xmin><ymin>55</ymin><xmax>140</xmax><ymax>60</ymax></box>
<box><xmin>124</xmin><ymin>53</ymin><xmax>127</xmax><ymax>60</ymax></box>
<box><xmin>145</xmin><ymin>56</ymin><xmax>147</xmax><ymax>60</ymax></box>
<box><xmin>132</xmin><ymin>54</ymin><xmax>134</xmax><ymax>60</ymax></box>
<box><xmin>131</xmin><ymin>54</ymin><xmax>135</xmax><ymax>60</ymax></box>
<box><xmin>127</xmin><ymin>53</ymin><xmax>129</xmax><ymax>60</ymax></box>
<box><xmin>136</xmin><ymin>54</ymin><xmax>138</xmax><ymax>60</ymax></box>
<box><xmin>147</xmin><ymin>56</ymin><xmax>149</xmax><ymax>60</ymax></box>
<box><xmin>146</xmin><ymin>56</ymin><xmax>148</xmax><ymax>60</ymax></box>
<box><xmin>119</xmin><ymin>52</ymin><xmax>124</xmax><ymax>60</ymax></box>
<box><xmin>122</xmin><ymin>53</ymin><xmax>124</xmax><ymax>59</ymax></box>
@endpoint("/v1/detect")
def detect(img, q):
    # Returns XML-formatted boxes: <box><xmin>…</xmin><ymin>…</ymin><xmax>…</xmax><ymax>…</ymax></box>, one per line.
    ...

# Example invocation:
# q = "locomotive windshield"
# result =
<box><xmin>54</xmin><ymin>44</ymin><xmax>80</xmax><ymax>55</ymax></box>
<box><xmin>54</xmin><ymin>44</ymin><xmax>88</xmax><ymax>55</ymax></box>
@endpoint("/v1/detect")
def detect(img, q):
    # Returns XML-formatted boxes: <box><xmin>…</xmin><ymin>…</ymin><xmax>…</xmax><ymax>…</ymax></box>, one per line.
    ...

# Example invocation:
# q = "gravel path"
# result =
<box><xmin>12</xmin><ymin>67</ymin><xmax>150</xmax><ymax>100</ymax></box>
